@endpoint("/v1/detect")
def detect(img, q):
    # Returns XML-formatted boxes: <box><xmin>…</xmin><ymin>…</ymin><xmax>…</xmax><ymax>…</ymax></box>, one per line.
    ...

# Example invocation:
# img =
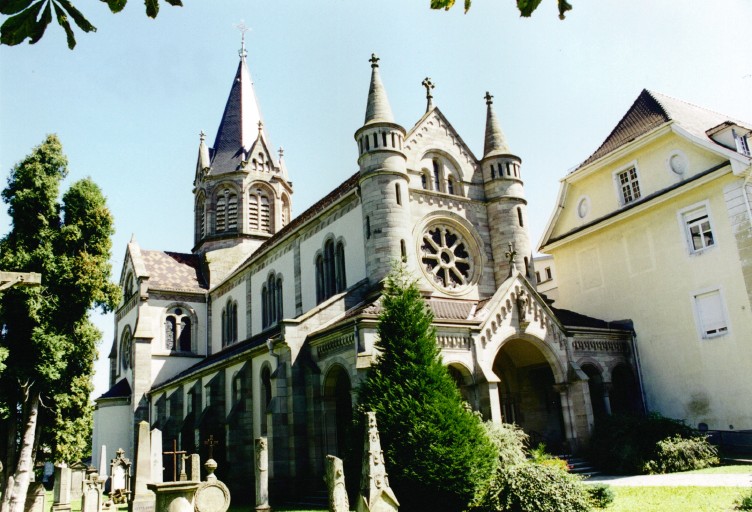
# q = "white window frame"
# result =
<box><xmin>612</xmin><ymin>161</ymin><xmax>642</xmax><ymax>207</ymax></box>
<box><xmin>691</xmin><ymin>287</ymin><xmax>730</xmax><ymax>340</ymax></box>
<box><xmin>677</xmin><ymin>201</ymin><xmax>717</xmax><ymax>255</ymax></box>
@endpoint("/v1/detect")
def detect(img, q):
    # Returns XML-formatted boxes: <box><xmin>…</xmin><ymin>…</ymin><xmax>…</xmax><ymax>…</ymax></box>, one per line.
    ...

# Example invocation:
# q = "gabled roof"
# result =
<box><xmin>141</xmin><ymin>250</ymin><xmax>208</xmax><ymax>293</ymax></box>
<box><xmin>578</xmin><ymin>89</ymin><xmax>740</xmax><ymax>169</ymax></box>
<box><xmin>404</xmin><ymin>106</ymin><xmax>479</xmax><ymax>165</ymax></box>
<box><xmin>97</xmin><ymin>378</ymin><xmax>131</xmax><ymax>400</ymax></box>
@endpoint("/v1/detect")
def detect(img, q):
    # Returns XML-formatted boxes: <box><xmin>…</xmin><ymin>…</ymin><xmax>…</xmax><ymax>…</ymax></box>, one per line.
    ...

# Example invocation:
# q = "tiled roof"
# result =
<box><xmin>339</xmin><ymin>295</ymin><xmax>478</xmax><ymax>322</ymax></box>
<box><xmin>578</xmin><ymin>89</ymin><xmax>738</xmax><ymax>169</ymax></box>
<box><xmin>141</xmin><ymin>250</ymin><xmax>207</xmax><ymax>293</ymax></box>
<box><xmin>551</xmin><ymin>306</ymin><xmax>633</xmax><ymax>332</ymax></box>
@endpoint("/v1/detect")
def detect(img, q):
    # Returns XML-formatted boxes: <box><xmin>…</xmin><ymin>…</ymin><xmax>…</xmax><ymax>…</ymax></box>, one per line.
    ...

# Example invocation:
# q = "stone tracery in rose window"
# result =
<box><xmin>420</xmin><ymin>224</ymin><xmax>473</xmax><ymax>290</ymax></box>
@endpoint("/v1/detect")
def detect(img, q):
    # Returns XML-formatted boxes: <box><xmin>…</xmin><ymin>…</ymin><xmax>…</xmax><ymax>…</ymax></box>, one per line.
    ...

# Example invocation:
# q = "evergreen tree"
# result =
<box><xmin>0</xmin><ymin>135</ymin><xmax>120</xmax><ymax>512</ymax></box>
<box><xmin>356</xmin><ymin>266</ymin><xmax>496</xmax><ymax>512</ymax></box>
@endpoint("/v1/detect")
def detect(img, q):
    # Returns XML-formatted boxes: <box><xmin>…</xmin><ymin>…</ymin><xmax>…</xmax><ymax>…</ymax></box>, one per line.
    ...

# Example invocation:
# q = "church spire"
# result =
<box><xmin>210</xmin><ymin>33</ymin><xmax>268</xmax><ymax>174</ymax></box>
<box><xmin>363</xmin><ymin>54</ymin><xmax>395</xmax><ymax>125</ymax></box>
<box><xmin>483</xmin><ymin>91</ymin><xmax>512</xmax><ymax>158</ymax></box>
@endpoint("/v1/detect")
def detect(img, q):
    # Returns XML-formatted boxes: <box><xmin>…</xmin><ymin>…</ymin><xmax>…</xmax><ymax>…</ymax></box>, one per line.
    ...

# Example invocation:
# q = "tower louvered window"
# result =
<box><xmin>249</xmin><ymin>188</ymin><xmax>273</xmax><ymax>234</ymax></box>
<box><xmin>216</xmin><ymin>195</ymin><xmax>226</xmax><ymax>232</ymax></box>
<box><xmin>281</xmin><ymin>196</ymin><xmax>290</xmax><ymax>228</ymax></box>
<box><xmin>260</xmin><ymin>195</ymin><xmax>271</xmax><ymax>233</ymax></box>
<box><xmin>249</xmin><ymin>194</ymin><xmax>259</xmax><ymax>230</ymax></box>
<box><xmin>215</xmin><ymin>189</ymin><xmax>237</xmax><ymax>233</ymax></box>
<box><xmin>227</xmin><ymin>194</ymin><xmax>238</xmax><ymax>231</ymax></box>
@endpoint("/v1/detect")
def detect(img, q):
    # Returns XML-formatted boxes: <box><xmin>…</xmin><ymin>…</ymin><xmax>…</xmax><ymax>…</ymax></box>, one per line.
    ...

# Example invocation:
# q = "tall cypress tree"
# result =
<box><xmin>356</xmin><ymin>266</ymin><xmax>495</xmax><ymax>512</ymax></box>
<box><xmin>0</xmin><ymin>135</ymin><xmax>120</xmax><ymax>512</ymax></box>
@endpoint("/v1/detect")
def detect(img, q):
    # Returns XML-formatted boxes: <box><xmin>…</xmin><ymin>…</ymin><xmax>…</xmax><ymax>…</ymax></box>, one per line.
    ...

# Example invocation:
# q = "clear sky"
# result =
<box><xmin>1</xmin><ymin>0</ymin><xmax>751</xmax><ymax>399</ymax></box>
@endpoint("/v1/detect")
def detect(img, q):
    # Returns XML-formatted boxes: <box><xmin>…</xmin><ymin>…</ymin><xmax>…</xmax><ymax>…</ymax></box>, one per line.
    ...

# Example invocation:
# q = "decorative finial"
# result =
<box><xmin>278</xmin><ymin>146</ymin><xmax>284</xmax><ymax>159</ymax></box>
<box><xmin>235</xmin><ymin>20</ymin><xmax>250</xmax><ymax>59</ymax></box>
<box><xmin>258</xmin><ymin>120</ymin><xmax>263</xmax><ymax>134</ymax></box>
<box><xmin>199</xmin><ymin>130</ymin><xmax>206</xmax><ymax>143</ymax></box>
<box><xmin>485</xmin><ymin>91</ymin><xmax>494</xmax><ymax>105</ymax></box>
<box><xmin>422</xmin><ymin>77</ymin><xmax>435</xmax><ymax>112</ymax></box>
<box><xmin>369</xmin><ymin>53</ymin><xmax>380</xmax><ymax>68</ymax></box>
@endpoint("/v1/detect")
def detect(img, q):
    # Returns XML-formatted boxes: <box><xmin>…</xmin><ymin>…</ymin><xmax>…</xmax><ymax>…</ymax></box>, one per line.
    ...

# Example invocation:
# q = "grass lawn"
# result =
<box><xmin>683</xmin><ymin>464</ymin><xmax>752</xmax><ymax>474</ymax></box>
<box><xmin>607</xmin><ymin>486</ymin><xmax>747</xmax><ymax>512</ymax></box>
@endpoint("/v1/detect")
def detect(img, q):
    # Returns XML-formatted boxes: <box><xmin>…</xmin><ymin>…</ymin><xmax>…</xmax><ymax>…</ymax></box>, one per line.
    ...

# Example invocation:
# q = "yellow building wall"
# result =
<box><xmin>551</xmin><ymin>169</ymin><xmax>752</xmax><ymax>430</ymax></box>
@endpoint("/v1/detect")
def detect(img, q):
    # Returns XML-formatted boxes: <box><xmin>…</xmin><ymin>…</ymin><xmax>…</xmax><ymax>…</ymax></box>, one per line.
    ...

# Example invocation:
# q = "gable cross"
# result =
<box><xmin>485</xmin><ymin>91</ymin><xmax>494</xmax><ymax>105</ymax></box>
<box><xmin>369</xmin><ymin>53</ymin><xmax>380</xmax><ymax>68</ymax></box>
<box><xmin>163</xmin><ymin>439</ymin><xmax>186</xmax><ymax>482</ymax></box>
<box><xmin>235</xmin><ymin>21</ymin><xmax>251</xmax><ymax>58</ymax></box>
<box><xmin>204</xmin><ymin>434</ymin><xmax>220</xmax><ymax>460</ymax></box>
<box><xmin>422</xmin><ymin>77</ymin><xmax>435</xmax><ymax>112</ymax></box>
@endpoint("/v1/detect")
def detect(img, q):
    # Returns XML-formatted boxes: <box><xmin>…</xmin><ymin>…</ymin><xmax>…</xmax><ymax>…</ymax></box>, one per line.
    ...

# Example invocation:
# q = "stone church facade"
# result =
<box><xmin>93</xmin><ymin>47</ymin><xmax>640</xmax><ymax>500</ymax></box>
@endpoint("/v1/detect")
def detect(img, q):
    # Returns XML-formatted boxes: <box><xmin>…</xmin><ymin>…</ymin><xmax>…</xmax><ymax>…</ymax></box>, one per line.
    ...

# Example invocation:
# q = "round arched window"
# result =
<box><xmin>419</xmin><ymin>223</ymin><xmax>476</xmax><ymax>293</ymax></box>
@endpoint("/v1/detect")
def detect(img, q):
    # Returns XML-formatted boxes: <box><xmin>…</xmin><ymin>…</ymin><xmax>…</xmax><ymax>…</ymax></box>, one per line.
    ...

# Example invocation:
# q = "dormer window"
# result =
<box><xmin>616</xmin><ymin>166</ymin><xmax>641</xmax><ymax>205</ymax></box>
<box><xmin>734</xmin><ymin>129</ymin><xmax>751</xmax><ymax>157</ymax></box>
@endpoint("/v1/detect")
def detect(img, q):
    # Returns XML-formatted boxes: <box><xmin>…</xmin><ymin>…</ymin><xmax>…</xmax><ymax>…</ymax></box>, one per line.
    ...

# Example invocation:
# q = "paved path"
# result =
<box><xmin>585</xmin><ymin>472</ymin><xmax>752</xmax><ymax>487</ymax></box>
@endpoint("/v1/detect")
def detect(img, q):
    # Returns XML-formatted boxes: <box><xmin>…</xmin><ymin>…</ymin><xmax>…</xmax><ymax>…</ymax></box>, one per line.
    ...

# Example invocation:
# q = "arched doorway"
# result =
<box><xmin>610</xmin><ymin>364</ymin><xmax>641</xmax><ymax>415</ymax></box>
<box><xmin>447</xmin><ymin>363</ymin><xmax>476</xmax><ymax>409</ymax></box>
<box><xmin>493</xmin><ymin>338</ymin><xmax>565</xmax><ymax>451</ymax></box>
<box><xmin>322</xmin><ymin>365</ymin><xmax>353</xmax><ymax>458</ymax></box>
<box><xmin>582</xmin><ymin>363</ymin><xmax>607</xmax><ymax>421</ymax></box>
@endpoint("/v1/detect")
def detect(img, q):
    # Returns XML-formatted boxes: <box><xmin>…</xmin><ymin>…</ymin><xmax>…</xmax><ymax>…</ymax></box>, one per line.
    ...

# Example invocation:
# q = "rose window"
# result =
<box><xmin>421</xmin><ymin>225</ymin><xmax>474</xmax><ymax>290</ymax></box>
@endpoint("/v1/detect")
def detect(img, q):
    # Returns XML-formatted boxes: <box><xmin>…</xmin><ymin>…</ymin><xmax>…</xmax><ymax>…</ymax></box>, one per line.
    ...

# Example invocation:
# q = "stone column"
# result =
<box><xmin>254</xmin><ymin>437</ymin><xmax>270</xmax><ymax>511</ymax></box>
<box><xmin>52</xmin><ymin>464</ymin><xmax>72</xmax><ymax>512</ymax></box>
<box><xmin>602</xmin><ymin>382</ymin><xmax>613</xmax><ymax>416</ymax></box>
<box><xmin>553</xmin><ymin>384</ymin><xmax>575</xmax><ymax>454</ymax></box>
<box><xmin>129</xmin><ymin>421</ymin><xmax>155</xmax><ymax>512</ymax></box>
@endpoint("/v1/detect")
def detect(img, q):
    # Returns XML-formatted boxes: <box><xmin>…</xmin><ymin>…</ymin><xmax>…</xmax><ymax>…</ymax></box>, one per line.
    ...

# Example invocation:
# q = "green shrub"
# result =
<box><xmin>588</xmin><ymin>413</ymin><xmax>698</xmax><ymax>474</ymax></box>
<box><xmin>642</xmin><ymin>434</ymin><xmax>719</xmax><ymax>474</ymax></box>
<box><xmin>471</xmin><ymin>462</ymin><xmax>591</xmax><ymax>512</ymax></box>
<box><xmin>738</xmin><ymin>490</ymin><xmax>752</xmax><ymax>510</ymax></box>
<box><xmin>587</xmin><ymin>483</ymin><xmax>614</xmax><ymax>509</ymax></box>
<box><xmin>483</xmin><ymin>421</ymin><xmax>528</xmax><ymax>468</ymax></box>
<box><xmin>529</xmin><ymin>442</ymin><xmax>570</xmax><ymax>472</ymax></box>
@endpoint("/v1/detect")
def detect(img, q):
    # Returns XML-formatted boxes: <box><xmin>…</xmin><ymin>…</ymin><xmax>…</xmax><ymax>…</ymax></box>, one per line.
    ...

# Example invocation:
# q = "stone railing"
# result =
<box><xmin>437</xmin><ymin>335</ymin><xmax>471</xmax><ymax>350</ymax></box>
<box><xmin>572</xmin><ymin>337</ymin><xmax>630</xmax><ymax>354</ymax></box>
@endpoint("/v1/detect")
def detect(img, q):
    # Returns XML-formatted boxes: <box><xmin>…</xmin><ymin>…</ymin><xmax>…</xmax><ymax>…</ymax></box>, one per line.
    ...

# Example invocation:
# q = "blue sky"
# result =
<box><xmin>1</xmin><ymin>0</ymin><xmax>751</xmax><ymax>398</ymax></box>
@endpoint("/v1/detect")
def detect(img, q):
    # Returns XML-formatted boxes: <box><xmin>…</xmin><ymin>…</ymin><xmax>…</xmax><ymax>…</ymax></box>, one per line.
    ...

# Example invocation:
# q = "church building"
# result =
<box><xmin>93</xmin><ymin>44</ymin><xmax>640</xmax><ymax>500</ymax></box>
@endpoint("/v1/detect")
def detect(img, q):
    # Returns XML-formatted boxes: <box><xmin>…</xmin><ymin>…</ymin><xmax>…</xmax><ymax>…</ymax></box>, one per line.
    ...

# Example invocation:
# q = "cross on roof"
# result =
<box><xmin>422</xmin><ymin>77</ymin><xmax>435</xmax><ymax>112</ymax></box>
<box><xmin>369</xmin><ymin>53</ymin><xmax>380</xmax><ymax>68</ymax></box>
<box><xmin>204</xmin><ymin>434</ymin><xmax>219</xmax><ymax>460</ymax></box>
<box><xmin>485</xmin><ymin>91</ymin><xmax>494</xmax><ymax>105</ymax></box>
<box><xmin>163</xmin><ymin>439</ymin><xmax>187</xmax><ymax>482</ymax></box>
<box><xmin>235</xmin><ymin>21</ymin><xmax>251</xmax><ymax>59</ymax></box>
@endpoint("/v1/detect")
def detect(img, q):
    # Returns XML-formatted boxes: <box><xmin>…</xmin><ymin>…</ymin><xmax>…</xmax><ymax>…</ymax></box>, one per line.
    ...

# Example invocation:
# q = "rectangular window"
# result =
<box><xmin>693</xmin><ymin>289</ymin><xmax>728</xmax><ymax>339</ymax></box>
<box><xmin>617</xmin><ymin>167</ymin><xmax>641</xmax><ymax>205</ymax></box>
<box><xmin>682</xmin><ymin>205</ymin><xmax>715</xmax><ymax>252</ymax></box>
<box><xmin>545</xmin><ymin>267</ymin><xmax>552</xmax><ymax>280</ymax></box>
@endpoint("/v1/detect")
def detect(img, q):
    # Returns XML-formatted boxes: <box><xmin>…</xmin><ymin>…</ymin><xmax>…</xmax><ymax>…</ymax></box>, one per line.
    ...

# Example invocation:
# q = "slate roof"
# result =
<box><xmin>98</xmin><ymin>378</ymin><xmax>131</xmax><ymax>400</ymax></box>
<box><xmin>578</xmin><ymin>89</ymin><xmax>737</xmax><ymax>169</ymax></box>
<box><xmin>551</xmin><ymin>306</ymin><xmax>633</xmax><ymax>332</ymax></box>
<box><xmin>141</xmin><ymin>250</ymin><xmax>207</xmax><ymax>293</ymax></box>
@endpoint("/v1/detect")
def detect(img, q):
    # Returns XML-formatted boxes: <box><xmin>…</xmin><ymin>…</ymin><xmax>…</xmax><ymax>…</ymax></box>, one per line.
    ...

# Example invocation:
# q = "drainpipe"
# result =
<box><xmin>629</xmin><ymin>331</ymin><xmax>648</xmax><ymax>415</ymax></box>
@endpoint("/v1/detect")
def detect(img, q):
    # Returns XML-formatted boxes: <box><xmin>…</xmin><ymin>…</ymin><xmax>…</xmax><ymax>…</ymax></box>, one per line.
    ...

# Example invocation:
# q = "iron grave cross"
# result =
<box><xmin>163</xmin><ymin>439</ymin><xmax>186</xmax><ymax>482</ymax></box>
<box><xmin>204</xmin><ymin>434</ymin><xmax>219</xmax><ymax>460</ymax></box>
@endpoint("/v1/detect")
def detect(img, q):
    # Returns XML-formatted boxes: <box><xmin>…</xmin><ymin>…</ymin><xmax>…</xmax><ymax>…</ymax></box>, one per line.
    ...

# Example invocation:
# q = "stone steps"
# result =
<box><xmin>282</xmin><ymin>489</ymin><xmax>328</xmax><ymax>509</ymax></box>
<box><xmin>557</xmin><ymin>454</ymin><xmax>603</xmax><ymax>478</ymax></box>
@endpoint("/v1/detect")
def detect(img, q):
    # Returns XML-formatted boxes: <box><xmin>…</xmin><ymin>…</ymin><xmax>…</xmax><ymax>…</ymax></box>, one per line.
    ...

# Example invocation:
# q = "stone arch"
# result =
<box><xmin>195</xmin><ymin>190</ymin><xmax>206</xmax><ymax>241</ymax></box>
<box><xmin>280</xmin><ymin>193</ymin><xmax>291</xmax><ymax>228</ymax></box>
<box><xmin>212</xmin><ymin>183</ymin><xmax>240</xmax><ymax>234</ymax></box>
<box><xmin>419</xmin><ymin>149</ymin><xmax>464</xmax><ymax>196</ymax></box>
<box><xmin>446</xmin><ymin>362</ymin><xmax>476</xmax><ymax>409</ymax></box>
<box><xmin>610</xmin><ymin>363</ymin><xmax>641</xmax><ymax>415</ymax></box>
<box><xmin>581</xmin><ymin>362</ymin><xmax>607</xmax><ymax>421</ymax></box>
<box><xmin>492</xmin><ymin>336</ymin><xmax>567</xmax><ymax>451</ymax></box>
<box><xmin>119</xmin><ymin>324</ymin><xmax>133</xmax><ymax>375</ymax></box>
<box><xmin>163</xmin><ymin>303</ymin><xmax>198</xmax><ymax>353</ymax></box>
<box><xmin>248</xmin><ymin>181</ymin><xmax>275</xmax><ymax>234</ymax></box>
<box><xmin>322</xmin><ymin>363</ymin><xmax>353</xmax><ymax>459</ymax></box>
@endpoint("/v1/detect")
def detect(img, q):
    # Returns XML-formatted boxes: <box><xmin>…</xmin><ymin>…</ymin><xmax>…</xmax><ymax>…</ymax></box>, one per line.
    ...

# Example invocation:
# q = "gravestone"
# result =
<box><xmin>109</xmin><ymin>448</ymin><xmax>132</xmax><ymax>504</ymax></box>
<box><xmin>150</xmin><ymin>428</ymin><xmax>163</xmax><ymax>484</ymax></box>
<box><xmin>356</xmin><ymin>412</ymin><xmax>399</xmax><ymax>512</ymax></box>
<box><xmin>98</xmin><ymin>446</ymin><xmax>108</xmax><ymax>478</ymax></box>
<box><xmin>52</xmin><ymin>463</ymin><xmax>72</xmax><ymax>512</ymax></box>
<box><xmin>189</xmin><ymin>454</ymin><xmax>201</xmax><ymax>482</ymax></box>
<box><xmin>81</xmin><ymin>472</ymin><xmax>104</xmax><ymax>512</ymax></box>
<box><xmin>325</xmin><ymin>455</ymin><xmax>349</xmax><ymax>512</ymax></box>
<box><xmin>70</xmin><ymin>462</ymin><xmax>87</xmax><ymax>501</ymax></box>
<box><xmin>129</xmin><ymin>421</ymin><xmax>155</xmax><ymax>512</ymax></box>
<box><xmin>24</xmin><ymin>482</ymin><xmax>45</xmax><ymax>512</ymax></box>
<box><xmin>194</xmin><ymin>459</ymin><xmax>230</xmax><ymax>512</ymax></box>
<box><xmin>42</xmin><ymin>462</ymin><xmax>54</xmax><ymax>487</ymax></box>
<box><xmin>254</xmin><ymin>437</ymin><xmax>270</xmax><ymax>511</ymax></box>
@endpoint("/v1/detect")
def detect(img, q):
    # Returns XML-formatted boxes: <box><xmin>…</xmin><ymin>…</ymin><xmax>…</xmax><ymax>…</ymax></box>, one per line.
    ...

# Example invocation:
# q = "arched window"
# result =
<box><xmin>324</xmin><ymin>239</ymin><xmax>336</xmax><ymax>297</ymax></box>
<box><xmin>215</xmin><ymin>189</ymin><xmax>238</xmax><ymax>234</ymax></box>
<box><xmin>221</xmin><ymin>299</ymin><xmax>238</xmax><ymax>346</ymax></box>
<box><xmin>119</xmin><ymin>326</ymin><xmax>132</xmax><ymax>373</ymax></box>
<box><xmin>421</xmin><ymin>172</ymin><xmax>428</xmax><ymax>190</ymax></box>
<box><xmin>260</xmin><ymin>365</ymin><xmax>272</xmax><ymax>435</ymax></box>
<box><xmin>249</xmin><ymin>187</ymin><xmax>273</xmax><ymax>234</ymax></box>
<box><xmin>262</xmin><ymin>273</ymin><xmax>284</xmax><ymax>329</ymax></box>
<box><xmin>281</xmin><ymin>195</ymin><xmax>290</xmax><ymax>228</ymax></box>
<box><xmin>432</xmin><ymin>160</ymin><xmax>441</xmax><ymax>191</ymax></box>
<box><xmin>517</xmin><ymin>207</ymin><xmax>524</xmax><ymax>227</ymax></box>
<box><xmin>315</xmin><ymin>254</ymin><xmax>325</xmax><ymax>304</ymax></box>
<box><xmin>165</xmin><ymin>306</ymin><xmax>194</xmax><ymax>352</ymax></box>
<box><xmin>335</xmin><ymin>242</ymin><xmax>346</xmax><ymax>293</ymax></box>
<box><xmin>447</xmin><ymin>176</ymin><xmax>455</xmax><ymax>195</ymax></box>
<box><xmin>276</xmin><ymin>276</ymin><xmax>284</xmax><ymax>322</ymax></box>
<box><xmin>124</xmin><ymin>272</ymin><xmax>135</xmax><ymax>299</ymax></box>
<box><xmin>196</xmin><ymin>194</ymin><xmax>206</xmax><ymax>240</ymax></box>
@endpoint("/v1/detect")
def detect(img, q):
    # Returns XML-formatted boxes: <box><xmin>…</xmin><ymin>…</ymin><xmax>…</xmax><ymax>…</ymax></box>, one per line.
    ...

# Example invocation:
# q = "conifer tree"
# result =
<box><xmin>0</xmin><ymin>135</ymin><xmax>120</xmax><ymax>512</ymax></box>
<box><xmin>356</xmin><ymin>265</ymin><xmax>496</xmax><ymax>512</ymax></box>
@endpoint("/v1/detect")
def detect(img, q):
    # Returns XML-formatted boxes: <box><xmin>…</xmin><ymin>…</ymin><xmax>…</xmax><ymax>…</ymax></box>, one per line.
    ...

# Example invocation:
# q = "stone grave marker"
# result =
<box><xmin>70</xmin><ymin>462</ymin><xmax>87</xmax><ymax>501</ymax></box>
<box><xmin>129</xmin><ymin>421</ymin><xmax>155</xmax><ymax>512</ymax></box>
<box><xmin>81</xmin><ymin>473</ymin><xmax>104</xmax><ymax>512</ymax></box>
<box><xmin>24</xmin><ymin>482</ymin><xmax>45</xmax><ymax>512</ymax></box>
<box><xmin>356</xmin><ymin>412</ymin><xmax>399</xmax><ymax>512</ymax></box>
<box><xmin>194</xmin><ymin>459</ymin><xmax>230</xmax><ymax>512</ymax></box>
<box><xmin>254</xmin><ymin>437</ymin><xmax>270</xmax><ymax>511</ymax></box>
<box><xmin>52</xmin><ymin>463</ymin><xmax>72</xmax><ymax>512</ymax></box>
<box><xmin>98</xmin><ymin>446</ymin><xmax>107</xmax><ymax>479</ymax></box>
<box><xmin>325</xmin><ymin>455</ymin><xmax>349</xmax><ymax>512</ymax></box>
<box><xmin>109</xmin><ymin>448</ymin><xmax>132</xmax><ymax>504</ymax></box>
<box><xmin>189</xmin><ymin>454</ymin><xmax>201</xmax><ymax>482</ymax></box>
<box><xmin>150</xmin><ymin>428</ymin><xmax>163</xmax><ymax>484</ymax></box>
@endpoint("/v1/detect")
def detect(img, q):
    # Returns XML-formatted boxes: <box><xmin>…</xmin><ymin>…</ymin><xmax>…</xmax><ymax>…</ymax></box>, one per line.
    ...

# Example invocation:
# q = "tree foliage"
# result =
<box><xmin>356</xmin><ymin>266</ymin><xmax>496</xmax><ymax>512</ymax></box>
<box><xmin>431</xmin><ymin>0</ymin><xmax>573</xmax><ymax>18</ymax></box>
<box><xmin>0</xmin><ymin>135</ymin><xmax>119</xmax><ymax>512</ymax></box>
<box><xmin>0</xmin><ymin>0</ymin><xmax>182</xmax><ymax>49</ymax></box>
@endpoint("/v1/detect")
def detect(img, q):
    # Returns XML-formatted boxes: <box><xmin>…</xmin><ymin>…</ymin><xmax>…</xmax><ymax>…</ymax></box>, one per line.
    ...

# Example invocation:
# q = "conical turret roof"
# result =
<box><xmin>483</xmin><ymin>92</ymin><xmax>512</xmax><ymax>158</ymax></box>
<box><xmin>363</xmin><ymin>54</ymin><xmax>395</xmax><ymax>126</ymax></box>
<box><xmin>211</xmin><ymin>47</ymin><xmax>269</xmax><ymax>174</ymax></box>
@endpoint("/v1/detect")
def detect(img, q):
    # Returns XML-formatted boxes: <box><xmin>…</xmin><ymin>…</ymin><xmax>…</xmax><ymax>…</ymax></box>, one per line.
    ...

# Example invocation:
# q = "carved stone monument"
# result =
<box><xmin>129</xmin><ymin>421</ymin><xmax>155</xmax><ymax>512</ymax></box>
<box><xmin>81</xmin><ymin>473</ymin><xmax>105</xmax><ymax>512</ymax></box>
<box><xmin>194</xmin><ymin>459</ymin><xmax>231</xmax><ymax>512</ymax></box>
<box><xmin>189</xmin><ymin>454</ymin><xmax>201</xmax><ymax>482</ymax></box>
<box><xmin>325</xmin><ymin>455</ymin><xmax>349</xmax><ymax>512</ymax></box>
<box><xmin>109</xmin><ymin>448</ymin><xmax>132</xmax><ymax>504</ymax></box>
<box><xmin>70</xmin><ymin>462</ymin><xmax>88</xmax><ymax>501</ymax></box>
<box><xmin>254</xmin><ymin>437</ymin><xmax>270</xmax><ymax>511</ymax></box>
<box><xmin>356</xmin><ymin>412</ymin><xmax>399</xmax><ymax>512</ymax></box>
<box><xmin>52</xmin><ymin>463</ymin><xmax>72</xmax><ymax>512</ymax></box>
<box><xmin>24</xmin><ymin>482</ymin><xmax>45</xmax><ymax>512</ymax></box>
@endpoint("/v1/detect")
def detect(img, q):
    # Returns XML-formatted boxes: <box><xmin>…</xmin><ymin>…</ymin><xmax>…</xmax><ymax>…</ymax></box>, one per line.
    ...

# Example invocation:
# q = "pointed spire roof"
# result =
<box><xmin>211</xmin><ymin>43</ymin><xmax>268</xmax><ymax>174</ymax></box>
<box><xmin>483</xmin><ymin>91</ymin><xmax>512</xmax><ymax>158</ymax></box>
<box><xmin>363</xmin><ymin>54</ymin><xmax>395</xmax><ymax>126</ymax></box>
